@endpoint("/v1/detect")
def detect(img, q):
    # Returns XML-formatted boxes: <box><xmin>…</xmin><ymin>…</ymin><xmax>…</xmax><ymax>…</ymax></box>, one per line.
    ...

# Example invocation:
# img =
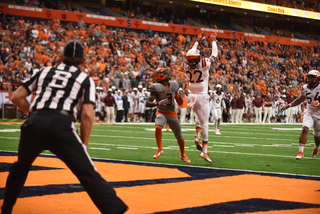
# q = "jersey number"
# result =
<box><xmin>166</xmin><ymin>93</ymin><xmax>173</xmax><ymax>106</ymax></box>
<box><xmin>48</xmin><ymin>70</ymin><xmax>72</xmax><ymax>88</ymax></box>
<box><xmin>216</xmin><ymin>97</ymin><xmax>220</xmax><ymax>104</ymax></box>
<box><xmin>306</xmin><ymin>92</ymin><xmax>320</xmax><ymax>104</ymax></box>
<box><xmin>186</xmin><ymin>70</ymin><xmax>203</xmax><ymax>83</ymax></box>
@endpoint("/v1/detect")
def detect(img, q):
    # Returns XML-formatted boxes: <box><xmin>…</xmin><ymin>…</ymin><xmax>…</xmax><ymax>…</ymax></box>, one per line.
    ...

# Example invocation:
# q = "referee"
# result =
<box><xmin>1</xmin><ymin>40</ymin><xmax>128</xmax><ymax>214</ymax></box>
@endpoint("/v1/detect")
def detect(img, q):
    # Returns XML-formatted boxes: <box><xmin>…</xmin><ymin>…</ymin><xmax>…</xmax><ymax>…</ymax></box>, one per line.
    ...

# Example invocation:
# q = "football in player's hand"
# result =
<box><xmin>157</xmin><ymin>99</ymin><xmax>169</xmax><ymax>106</ymax></box>
<box><xmin>311</xmin><ymin>101</ymin><xmax>320</xmax><ymax>107</ymax></box>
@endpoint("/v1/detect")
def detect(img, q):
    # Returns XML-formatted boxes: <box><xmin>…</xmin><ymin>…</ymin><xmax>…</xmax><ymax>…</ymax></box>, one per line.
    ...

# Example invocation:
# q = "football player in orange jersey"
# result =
<box><xmin>146</xmin><ymin>68</ymin><xmax>190</xmax><ymax>163</ymax></box>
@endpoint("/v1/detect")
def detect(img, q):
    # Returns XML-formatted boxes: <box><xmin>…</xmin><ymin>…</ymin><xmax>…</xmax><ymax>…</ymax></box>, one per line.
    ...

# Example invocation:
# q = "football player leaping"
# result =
<box><xmin>146</xmin><ymin>68</ymin><xmax>190</xmax><ymax>163</ymax></box>
<box><xmin>281</xmin><ymin>70</ymin><xmax>320</xmax><ymax>160</ymax></box>
<box><xmin>183</xmin><ymin>32</ymin><xmax>219</xmax><ymax>163</ymax></box>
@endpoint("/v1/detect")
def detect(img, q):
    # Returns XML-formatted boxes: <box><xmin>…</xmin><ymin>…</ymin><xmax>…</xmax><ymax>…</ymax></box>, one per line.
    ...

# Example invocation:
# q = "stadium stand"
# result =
<box><xmin>0</xmin><ymin>0</ymin><xmax>319</xmax><ymax>123</ymax></box>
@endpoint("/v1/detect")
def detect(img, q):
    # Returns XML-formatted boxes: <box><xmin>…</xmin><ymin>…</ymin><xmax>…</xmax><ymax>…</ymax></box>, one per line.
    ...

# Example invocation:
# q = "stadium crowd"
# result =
<box><xmin>0</xmin><ymin>6</ymin><xmax>319</xmax><ymax>123</ymax></box>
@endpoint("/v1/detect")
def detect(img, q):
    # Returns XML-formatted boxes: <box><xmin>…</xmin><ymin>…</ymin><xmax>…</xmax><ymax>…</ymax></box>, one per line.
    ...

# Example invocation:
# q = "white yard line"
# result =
<box><xmin>87</xmin><ymin>142</ymin><xmax>317</xmax><ymax>160</ymax></box>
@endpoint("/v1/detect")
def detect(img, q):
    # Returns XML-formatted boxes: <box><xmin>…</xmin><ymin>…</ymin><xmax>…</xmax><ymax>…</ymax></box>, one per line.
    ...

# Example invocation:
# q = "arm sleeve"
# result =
<box><xmin>82</xmin><ymin>76</ymin><xmax>96</xmax><ymax>105</ymax></box>
<box><xmin>211</xmin><ymin>41</ymin><xmax>218</xmax><ymax>58</ymax></box>
<box><xmin>22</xmin><ymin>69</ymin><xmax>42</xmax><ymax>95</ymax></box>
<box><xmin>192</xmin><ymin>41</ymin><xmax>199</xmax><ymax>50</ymax></box>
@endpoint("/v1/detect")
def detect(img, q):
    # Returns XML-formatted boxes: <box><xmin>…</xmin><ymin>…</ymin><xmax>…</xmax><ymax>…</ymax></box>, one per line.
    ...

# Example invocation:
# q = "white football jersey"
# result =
<box><xmin>272</xmin><ymin>98</ymin><xmax>278</xmax><ymax>110</ymax></box>
<box><xmin>128</xmin><ymin>92</ymin><xmax>135</xmax><ymax>103</ymax></box>
<box><xmin>210</xmin><ymin>91</ymin><xmax>224</xmax><ymax>108</ymax></box>
<box><xmin>245</xmin><ymin>97</ymin><xmax>252</xmax><ymax>109</ymax></box>
<box><xmin>183</xmin><ymin>58</ymin><xmax>211</xmax><ymax>94</ymax></box>
<box><xmin>276</xmin><ymin>99</ymin><xmax>286</xmax><ymax>109</ymax></box>
<box><xmin>301</xmin><ymin>83</ymin><xmax>320</xmax><ymax>116</ymax></box>
<box><xmin>137</xmin><ymin>90</ymin><xmax>145</xmax><ymax>103</ymax></box>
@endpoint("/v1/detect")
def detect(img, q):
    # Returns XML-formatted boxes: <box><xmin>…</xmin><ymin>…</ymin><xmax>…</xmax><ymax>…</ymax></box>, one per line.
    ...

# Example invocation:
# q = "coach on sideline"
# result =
<box><xmin>1</xmin><ymin>40</ymin><xmax>128</xmax><ymax>214</ymax></box>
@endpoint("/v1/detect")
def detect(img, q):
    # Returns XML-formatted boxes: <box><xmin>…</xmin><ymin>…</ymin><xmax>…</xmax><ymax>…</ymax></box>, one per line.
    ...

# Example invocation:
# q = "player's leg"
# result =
<box><xmin>139</xmin><ymin>102</ymin><xmax>145</xmax><ymax>122</ymax></box>
<box><xmin>167</xmin><ymin>116</ymin><xmax>190</xmax><ymax>163</ymax></box>
<box><xmin>296</xmin><ymin>113</ymin><xmax>313</xmax><ymax>159</ymax></box>
<box><xmin>311</xmin><ymin>118</ymin><xmax>320</xmax><ymax>158</ymax></box>
<box><xmin>215</xmin><ymin>108</ymin><xmax>221</xmax><ymax>135</ymax></box>
<box><xmin>212</xmin><ymin>108</ymin><xmax>218</xmax><ymax>132</ymax></box>
<box><xmin>134</xmin><ymin>104</ymin><xmax>139</xmax><ymax>122</ymax></box>
<box><xmin>153</xmin><ymin>113</ymin><xmax>166</xmax><ymax>159</ymax></box>
<box><xmin>194</xmin><ymin>118</ymin><xmax>202</xmax><ymax>150</ymax></box>
<box><xmin>1</xmin><ymin>117</ymin><xmax>43</xmax><ymax>214</ymax></box>
<box><xmin>194</xmin><ymin>95</ymin><xmax>212</xmax><ymax>163</ymax></box>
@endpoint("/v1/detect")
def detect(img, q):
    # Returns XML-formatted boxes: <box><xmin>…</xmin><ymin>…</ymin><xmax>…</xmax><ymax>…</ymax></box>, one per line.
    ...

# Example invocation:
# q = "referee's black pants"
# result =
<box><xmin>1</xmin><ymin>111</ymin><xmax>128</xmax><ymax>214</ymax></box>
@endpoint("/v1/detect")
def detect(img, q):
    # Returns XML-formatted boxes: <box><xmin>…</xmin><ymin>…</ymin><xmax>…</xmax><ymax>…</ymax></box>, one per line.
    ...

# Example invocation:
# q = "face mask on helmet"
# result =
<box><xmin>186</xmin><ymin>49</ymin><xmax>200</xmax><ymax>69</ymax></box>
<box><xmin>153</xmin><ymin>68</ymin><xmax>171</xmax><ymax>82</ymax></box>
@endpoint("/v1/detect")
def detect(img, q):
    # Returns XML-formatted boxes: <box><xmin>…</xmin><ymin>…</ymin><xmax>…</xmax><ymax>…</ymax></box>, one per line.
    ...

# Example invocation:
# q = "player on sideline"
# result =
<box><xmin>145</xmin><ymin>68</ymin><xmax>190</xmax><ymax>163</ymax></box>
<box><xmin>209</xmin><ymin>84</ymin><xmax>225</xmax><ymax>135</ymax></box>
<box><xmin>281</xmin><ymin>70</ymin><xmax>320</xmax><ymax>160</ymax></box>
<box><xmin>1</xmin><ymin>40</ymin><xmax>128</xmax><ymax>214</ymax></box>
<box><xmin>184</xmin><ymin>32</ymin><xmax>218</xmax><ymax>163</ymax></box>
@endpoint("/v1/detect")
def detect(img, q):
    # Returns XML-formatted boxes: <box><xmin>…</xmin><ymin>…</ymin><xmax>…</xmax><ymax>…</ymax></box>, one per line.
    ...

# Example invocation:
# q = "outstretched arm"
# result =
<box><xmin>209</xmin><ymin>33</ymin><xmax>218</xmax><ymax>62</ymax></box>
<box><xmin>192</xmin><ymin>41</ymin><xmax>199</xmax><ymax>50</ymax></box>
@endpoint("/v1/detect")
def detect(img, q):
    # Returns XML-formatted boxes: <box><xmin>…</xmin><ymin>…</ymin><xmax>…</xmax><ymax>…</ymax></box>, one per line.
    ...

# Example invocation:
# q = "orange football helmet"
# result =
<box><xmin>153</xmin><ymin>68</ymin><xmax>170</xmax><ymax>82</ymax></box>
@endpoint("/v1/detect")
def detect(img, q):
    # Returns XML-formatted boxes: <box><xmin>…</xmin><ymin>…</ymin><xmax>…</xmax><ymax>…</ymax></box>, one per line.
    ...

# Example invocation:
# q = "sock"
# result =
<box><xmin>177</xmin><ymin>139</ymin><xmax>185</xmax><ymax>156</ymax></box>
<box><xmin>195</xmin><ymin>127</ymin><xmax>201</xmax><ymax>138</ymax></box>
<box><xmin>299</xmin><ymin>143</ymin><xmax>305</xmax><ymax>152</ymax></box>
<box><xmin>155</xmin><ymin>125</ymin><xmax>163</xmax><ymax>151</ymax></box>
<box><xmin>202</xmin><ymin>143</ymin><xmax>208</xmax><ymax>153</ymax></box>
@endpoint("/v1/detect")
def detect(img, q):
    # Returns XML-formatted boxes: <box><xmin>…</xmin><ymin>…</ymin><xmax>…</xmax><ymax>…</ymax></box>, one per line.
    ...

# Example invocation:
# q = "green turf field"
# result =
<box><xmin>0</xmin><ymin>122</ymin><xmax>319</xmax><ymax>177</ymax></box>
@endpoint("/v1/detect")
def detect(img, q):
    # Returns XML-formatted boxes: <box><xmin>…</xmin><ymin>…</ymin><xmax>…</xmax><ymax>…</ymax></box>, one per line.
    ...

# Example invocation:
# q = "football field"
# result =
<box><xmin>1</xmin><ymin>122</ymin><xmax>320</xmax><ymax>213</ymax></box>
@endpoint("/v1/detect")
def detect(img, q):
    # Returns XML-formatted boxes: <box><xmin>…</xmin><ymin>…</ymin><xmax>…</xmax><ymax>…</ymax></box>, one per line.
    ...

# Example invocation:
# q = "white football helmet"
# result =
<box><xmin>215</xmin><ymin>84</ymin><xmax>222</xmax><ymax>91</ymax></box>
<box><xmin>307</xmin><ymin>70</ymin><xmax>320</xmax><ymax>87</ymax></box>
<box><xmin>186</xmin><ymin>48</ymin><xmax>201</xmax><ymax>69</ymax></box>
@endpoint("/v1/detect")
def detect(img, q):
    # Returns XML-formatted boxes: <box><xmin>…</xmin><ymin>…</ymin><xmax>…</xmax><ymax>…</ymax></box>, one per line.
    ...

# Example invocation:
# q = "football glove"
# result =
<box><xmin>209</xmin><ymin>33</ymin><xmax>217</xmax><ymax>41</ymax></box>
<box><xmin>197</xmin><ymin>32</ymin><xmax>206</xmax><ymax>42</ymax></box>
<box><xmin>156</xmin><ymin>99</ymin><xmax>169</xmax><ymax>107</ymax></box>
<box><xmin>311</xmin><ymin>101</ymin><xmax>320</xmax><ymax>107</ymax></box>
<box><xmin>281</xmin><ymin>104</ymin><xmax>291</xmax><ymax>111</ymax></box>
<box><xmin>224</xmin><ymin>109</ymin><xmax>227</xmax><ymax>113</ymax></box>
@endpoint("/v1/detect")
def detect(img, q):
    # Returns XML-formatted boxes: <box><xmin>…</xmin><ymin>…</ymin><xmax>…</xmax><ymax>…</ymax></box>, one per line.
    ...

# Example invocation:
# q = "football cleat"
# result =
<box><xmin>215</xmin><ymin>128</ymin><xmax>221</xmax><ymax>135</ymax></box>
<box><xmin>180</xmin><ymin>154</ymin><xmax>191</xmax><ymax>163</ymax></box>
<box><xmin>312</xmin><ymin>148</ymin><xmax>319</xmax><ymax>158</ymax></box>
<box><xmin>199</xmin><ymin>151</ymin><xmax>212</xmax><ymax>163</ymax></box>
<box><xmin>295</xmin><ymin>151</ymin><xmax>304</xmax><ymax>160</ymax></box>
<box><xmin>153</xmin><ymin>150</ymin><xmax>164</xmax><ymax>159</ymax></box>
<box><xmin>194</xmin><ymin>136</ymin><xmax>202</xmax><ymax>151</ymax></box>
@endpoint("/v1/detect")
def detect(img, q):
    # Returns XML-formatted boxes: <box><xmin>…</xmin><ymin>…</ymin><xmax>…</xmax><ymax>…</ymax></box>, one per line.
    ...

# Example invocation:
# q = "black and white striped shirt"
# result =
<box><xmin>22</xmin><ymin>63</ymin><xmax>96</xmax><ymax>119</ymax></box>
